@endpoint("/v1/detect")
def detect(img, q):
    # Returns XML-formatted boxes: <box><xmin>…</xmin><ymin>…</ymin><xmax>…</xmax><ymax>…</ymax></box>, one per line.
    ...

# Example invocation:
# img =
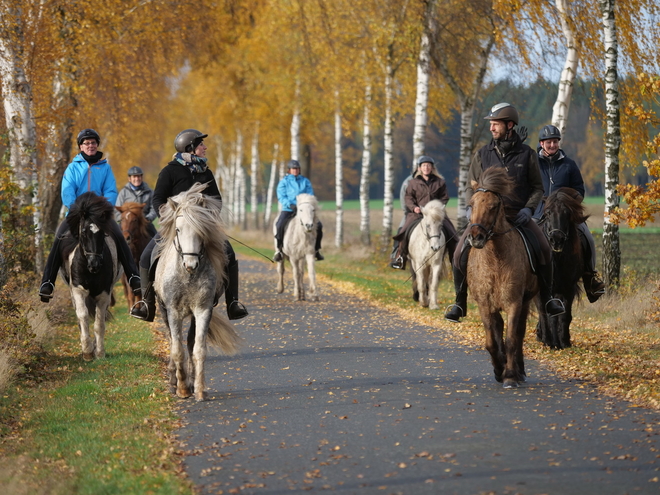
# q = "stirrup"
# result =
<box><xmin>130</xmin><ymin>300</ymin><xmax>152</xmax><ymax>321</ymax></box>
<box><xmin>545</xmin><ymin>298</ymin><xmax>566</xmax><ymax>317</ymax></box>
<box><xmin>273</xmin><ymin>251</ymin><xmax>283</xmax><ymax>262</ymax></box>
<box><xmin>390</xmin><ymin>256</ymin><xmax>404</xmax><ymax>270</ymax></box>
<box><xmin>227</xmin><ymin>300</ymin><xmax>249</xmax><ymax>320</ymax></box>
<box><xmin>444</xmin><ymin>304</ymin><xmax>465</xmax><ymax>323</ymax></box>
<box><xmin>128</xmin><ymin>274</ymin><xmax>141</xmax><ymax>295</ymax></box>
<box><xmin>39</xmin><ymin>282</ymin><xmax>54</xmax><ymax>302</ymax></box>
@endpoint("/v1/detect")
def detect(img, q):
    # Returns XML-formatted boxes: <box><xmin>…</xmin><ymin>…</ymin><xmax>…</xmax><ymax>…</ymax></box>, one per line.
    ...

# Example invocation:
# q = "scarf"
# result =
<box><xmin>174</xmin><ymin>152</ymin><xmax>208</xmax><ymax>174</ymax></box>
<box><xmin>81</xmin><ymin>151</ymin><xmax>104</xmax><ymax>165</ymax></box>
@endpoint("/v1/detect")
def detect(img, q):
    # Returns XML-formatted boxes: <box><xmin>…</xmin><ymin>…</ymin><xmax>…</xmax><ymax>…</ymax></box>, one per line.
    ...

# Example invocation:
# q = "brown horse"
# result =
<box><xmin>536</xmin><ymin>188</ymin><xmax>588</xmax><ymax>349</ymax></box>
<box><xmin>466</xmin><ymin>167</ymin><xmax>539</xmax><ymax>388</ymax></box>
<box><xmin>116</xmin><ymin>202</ymin><xmax>152</xmax><ymax>309</ymax></box>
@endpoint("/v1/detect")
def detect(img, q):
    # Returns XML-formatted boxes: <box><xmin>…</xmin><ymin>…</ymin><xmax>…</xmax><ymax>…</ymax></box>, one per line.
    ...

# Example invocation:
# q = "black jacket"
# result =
<box><xmin>533</xmin><ymin>149</ymin><xmax>585</xmax><ymax>218</ymax></box>
<box><xmin>152</xmin><ymin>160</ymin><xmax>221</xmax><ymax>216</ymax></box>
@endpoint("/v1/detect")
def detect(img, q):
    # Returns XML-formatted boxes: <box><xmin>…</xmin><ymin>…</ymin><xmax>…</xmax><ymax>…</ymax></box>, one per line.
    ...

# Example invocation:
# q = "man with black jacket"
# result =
<box><xmin>444</xmin><ymin>103</ymin><xmax>565</xmax><ymax>322</ymax></box>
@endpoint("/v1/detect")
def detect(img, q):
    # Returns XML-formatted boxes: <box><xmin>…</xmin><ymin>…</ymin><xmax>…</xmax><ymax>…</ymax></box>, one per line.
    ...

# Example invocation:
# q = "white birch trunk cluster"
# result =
<box><xmin>412</xmin><ymin>29</ymin><xmax>430</xmax><ymax>165</ymax></box>
<box><xmin>380</xmin><ymin>67</ymin><xmax>395</xmax><ymax>249</ymax></box>
<box><xmin>359</xmin><ymin>83</ymin><xmax>372</xmax><ymax>246</ymax></box>
<box><xmin>264</xmin><ymin>143</ymin><xmax>279</xmax><ymax>229</ymax></box>
<box><xmin>334</xmin><ymin>99</ymin><xmax>344</xmax><ymax>248</ymax></box>
<box><xmin>250</xmin><ymin>124</ymin><xmax>260</xmax><ymax>229</ymax></box>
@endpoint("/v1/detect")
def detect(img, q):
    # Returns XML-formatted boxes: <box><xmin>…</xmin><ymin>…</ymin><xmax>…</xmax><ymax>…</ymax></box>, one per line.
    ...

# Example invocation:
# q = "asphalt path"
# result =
<box><xmin>176</xmin><ymin>257</ymin><xmax>660</xmax><ymax>495</ymax></box>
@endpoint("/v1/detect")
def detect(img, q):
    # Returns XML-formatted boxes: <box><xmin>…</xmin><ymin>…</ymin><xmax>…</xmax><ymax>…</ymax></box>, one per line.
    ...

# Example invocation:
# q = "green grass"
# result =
<box><xmin>1</xmin><ymin>293</ymin><xmax>191</xmax><ymax>495</ymax></box>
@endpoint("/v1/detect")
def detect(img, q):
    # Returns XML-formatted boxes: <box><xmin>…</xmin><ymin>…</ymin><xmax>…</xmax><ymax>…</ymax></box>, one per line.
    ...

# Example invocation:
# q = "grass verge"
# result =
<box><xmin>0</xmin><ymin>292</ymin><xmax>192</xmax><ymax>495</ymax></box>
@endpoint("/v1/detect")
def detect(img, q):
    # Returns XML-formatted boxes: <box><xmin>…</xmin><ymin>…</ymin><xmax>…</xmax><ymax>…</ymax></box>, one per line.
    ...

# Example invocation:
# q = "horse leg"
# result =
<box><xmin>428</xmin><ymin>263</ymin><xmax>442</xmax><ymax>310</ymax></box>
<box><xmin>121</xmin><ymin>273</ymin><xmax>134</xmax><ymax>310</ymax></box>
<box><xmin>291</xmin><ymin>258</ymin><xmax>304</xmax><ymax>301</ymax></box>
<box><xmin>481</xmin><ymin>308</ymin><xmax>505</xmax><ymax>383</ymax></box>
<box><xmin>276</xmin><ymin>260</ymin><xmax>285</xmax><ymax>294</ymax></box>
<box><xmin>411</xmin><ymin>266</ymin><xmax>419</xmax><ymax>302</ymax></box>
<box><xmin>503</xmin><ymin>304</ymin><xmax>525</xmax><ymax>388</ymax></box>
<box><xmin>306</xmin><ymin>254</ymin><xmax>318</xmax><ymax>301</ymax></box>
<box><xmin>418</xmin><ymin>268</ymin><xmax>429</xmax><ymax>308</ymax></box>
<box><xmin>93</xmin><ymin>295</ymin><xmax>111</xmax><ymax>359</ymax></box>
<box><xmin>167</xmin><ymin>310</ymin><xmax>192</xmax><ymax>399</ymax></box>
<box><xmin>72</xmin><ymin>290</ymin><xmax>95</xmax><ymax>361</ymax></box>
<box><xmin>191</xmin><ymin>309</ymin><xmax>212</xmax><ymax>401</ymax></box>
<box><xmin>558</xmin><ymin>296</ymin><xmax>573</xmax><ymax>349</ymax></box>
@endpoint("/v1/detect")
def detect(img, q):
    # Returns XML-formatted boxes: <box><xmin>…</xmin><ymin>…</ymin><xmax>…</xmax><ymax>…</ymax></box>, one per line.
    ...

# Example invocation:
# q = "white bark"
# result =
<box><xmin>599</xmin><ymin>0</ymin><xmax>621</xmax><ymax>288</ymax></box>
<box><xmin>380</xmin><ymin>65</ymin><xmax>395</xmax><ymax>248</ymax></box>
<box><xmin>334</xmin><ymin>94</ymin><xmax>344</xmax><ymax>248</ymax></box>
<box><xmin>412</xmin><ymin>26</ymin><xmax>431</xmax><ymax>164</ymax></box>
<box><xmin>239</xmin><ymin>166</ymin><xmax>247</xmax><ymax>230</ymax></box>
<box><xmin>250</xmin><ymin>124</ymin><xmax>260</xmax><ymax>229</ymax></box>
<box><xmin>264</xmin><ymin>143</ymin><xmax>279</xmax><ymax>229</ymax></box>
<box><xmin>551</xmin><ymin>0</ymin><xmax>580</xmax><ymax>136</ymax></box>
<box><xmin>290</xmin><ymin>80</ymin><xmax>301</xmax><ymax>161</ymax></box>
<box><xmin>359</xmin><ymin>83</ymin><xmax>372</xmax><ymax>246</ymax></box>
<box><xmin>233</xmin><ymin>132</ymin><xmax>243</xmax><ymax>227</ymax></box>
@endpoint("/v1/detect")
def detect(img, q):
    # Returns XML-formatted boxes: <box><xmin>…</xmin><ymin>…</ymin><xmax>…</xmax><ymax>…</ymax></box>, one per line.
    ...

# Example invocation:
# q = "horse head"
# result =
<box><xmin>420</xmin><ymin>200</ymin><xmax>446</xmax><ymax>252</ymax></box>
<box><xmin>67</xmin><ymin>192</ymin><xmax>115</xmax><ymax>273</ymax></box>
<box><xmin>296</xmin><ymin>193</ymin><xmax>318</xmax><ymax>233</ymax></box>
<box><xmin>117</xmin><ymin>202</ymin><xmax>147</xmax><ymax>244</ymax></box>
<box><xmin>542</xmin><ymin>188</ymin><xmax>588</xmax><ymax>253</ymax></box>
<box><xmin>467</xmin><ymin>168</ymin><xmax>515</xmax><ymax>249</ymax></box>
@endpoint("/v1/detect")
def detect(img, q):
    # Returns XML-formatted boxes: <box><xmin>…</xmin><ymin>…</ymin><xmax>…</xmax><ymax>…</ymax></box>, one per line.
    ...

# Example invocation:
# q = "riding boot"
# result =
<box><xmin>314</xmin><ymin>222</ymin><xmax>324</xmax><ymax>260</ymax></box>
<box><xmin>445</xmin><ymin>263</ymin><xmax>468</xmax><ymax>322</ymax></box>
<box><xmin>538</xmin><ymin>263</ymin><xmax>565</xmax><ymax>317</ymax></box>
<box><xmin>130</xmin><ymin>267</ymin><xmax>156</xmax><ymax>322</ymax></box>
<box><xmin>583</xmin><ymin>271</ymin><xmax>606</xmax><ymax>303</ymax></box>
<box><xmin>39</xmin><ymin>224</ymin><xmax>68</xmax><ymax>303</ymax></box>
<box><xmin>225</xmin><ymin>261</ymin><xmax>249</xmax><ymax>320</ymax></box>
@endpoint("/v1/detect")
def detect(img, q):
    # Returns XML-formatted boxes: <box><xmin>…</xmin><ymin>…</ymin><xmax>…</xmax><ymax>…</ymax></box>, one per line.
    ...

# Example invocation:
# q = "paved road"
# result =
<box><xmin>176</xmin><ymin>257</ymin><xmax>660</xmax><ymax>495</ymax></box>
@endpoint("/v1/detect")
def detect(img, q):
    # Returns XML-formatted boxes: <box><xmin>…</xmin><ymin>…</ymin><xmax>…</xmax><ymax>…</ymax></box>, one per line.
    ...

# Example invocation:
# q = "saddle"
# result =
<box><xmin>515</xmin><ymin>224</ymin><xmax>541</xmax><ymax>274</ymax></box>
<box><xmin>392</xmin><ymin>217</ymin><xmax>422</xmax><ymax>243</ymax></box>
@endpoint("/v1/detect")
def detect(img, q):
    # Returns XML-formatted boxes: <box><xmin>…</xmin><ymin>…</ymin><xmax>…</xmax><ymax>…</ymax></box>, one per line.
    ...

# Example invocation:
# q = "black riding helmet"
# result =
<box><xmin>538</xmin><ymin>124</ymin><xmax>561</xmax><ymax>142</ymax></box>
<box><xmin>77</xmin><ymin>128</ymin><xmax>101</xmax><ymax>146</ymax></box>
<box><xmin>174</xmin><ymin>129</ymin><xmax>208</xmax><ymax>153</ymax></box>
<box><xmin>484</xmin><ymin>103</ymin><xmax>519</xmax><ymax>125</ymax></box>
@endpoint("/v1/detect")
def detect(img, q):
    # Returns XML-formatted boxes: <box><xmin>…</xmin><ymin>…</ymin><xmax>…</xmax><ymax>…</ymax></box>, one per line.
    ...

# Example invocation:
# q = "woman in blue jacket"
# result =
<box><xmin>273</xmin><ymin>160</ymin><xmax>323</xmax><ymax>262</ymax></box>
<box><xmin>38</xmin><ymin>129</ymin><xmax>141</xmax><ymax>302</ymax></box>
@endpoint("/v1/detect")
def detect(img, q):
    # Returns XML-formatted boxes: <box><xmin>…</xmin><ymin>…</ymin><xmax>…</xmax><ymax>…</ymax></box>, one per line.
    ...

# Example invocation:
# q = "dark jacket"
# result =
<box><xmin>533</xmin><ymin>148</ymin><xmax>585</xmax><ymax>218</ymax></box>
<box><xmin>152</xmin><ymin>160</ymin><xmax>221</xmax><ymax>216</ymax></box>
<box><xmin>404</xmin><ymin>172</ymin><xmax>449</xmax><ymax>213</ymax></box>
<box><xmin>468</xmin><ymin>130</ymin><xmax>544</xmax><ymax>216</ymax></box>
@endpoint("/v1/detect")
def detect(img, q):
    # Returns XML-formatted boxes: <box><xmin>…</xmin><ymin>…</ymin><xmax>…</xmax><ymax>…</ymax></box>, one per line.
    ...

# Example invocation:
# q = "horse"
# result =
<box><xmin>60</xmin><ymin>192</ymin><xmax>122</xmax><ymax>361</ymax></box>
<box><xmin>116</xmin><ymin>201</ymin><xmax>152</xmax><ymax>309</ymax></box>
<box><xmin>407</xmin><ymin>200</ymin><xmax>447</xmax><ymax>309</ymax></box>
<box><xmin>154</xmin><ymin>182</ymin><xmax>243</xmax><ymax>401</ymax></box>
<box><xmin>466</xmin><ymin>167</ymin><xmax>539</xmax><ymax>388</ymax></box>
<box><xmin>274</xmin><ymin>193</ymin><xmax>319</xmax><ymax>301</ymax></box>
<box><xmin>536</xmin><ymin>188</ymin><xmax>588</xmax><ymax>349</ymax></box>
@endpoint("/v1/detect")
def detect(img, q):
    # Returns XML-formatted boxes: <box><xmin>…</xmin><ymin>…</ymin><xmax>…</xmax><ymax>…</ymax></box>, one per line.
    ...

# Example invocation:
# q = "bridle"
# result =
<box><xmin>173</xmin><ymin>216</ymin><xmax>205</xmax><ymax>261</ymax></box>
<box><xmin>539</xmin><ymin>213</ymin><xmax>568</xmax><ymax>247</ymax></box>
<box><xmin>467</xmin><ymin>187</ymin><xmax>507</xmax><ymax>241</ymax></box>
<box><xmin>296</xmin><ymin>201</ymin><xmax>316</xmax><ymax>227</ymax></box>
<box><xmin>79</xmin><ymin>220</ymin><xmax>104</xmax><ymax>262</ymax></box>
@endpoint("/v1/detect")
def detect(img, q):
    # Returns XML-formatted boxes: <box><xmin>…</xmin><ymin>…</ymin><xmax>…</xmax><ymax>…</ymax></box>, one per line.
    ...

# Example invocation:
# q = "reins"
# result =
<box><xmin>468</xmin><ymin>187</ymin><xmax>516</xmax><ymax>240</ymax></box>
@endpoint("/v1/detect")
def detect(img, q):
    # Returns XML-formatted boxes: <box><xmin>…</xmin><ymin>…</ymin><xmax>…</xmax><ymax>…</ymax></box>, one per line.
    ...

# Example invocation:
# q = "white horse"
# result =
<box><xmin>273</xmin><ymin>193</ymin><xmax>319</xmax><ymax>301</ymax></box>
<box><xmin>407</xmin><ymin>199</ymin><xmax>447</xmax><ymax>310</ymax></box>
<box><xmin>154</xmin><ymin>182</ymin><xmax>243</xmax><ymax>401</ymax></box>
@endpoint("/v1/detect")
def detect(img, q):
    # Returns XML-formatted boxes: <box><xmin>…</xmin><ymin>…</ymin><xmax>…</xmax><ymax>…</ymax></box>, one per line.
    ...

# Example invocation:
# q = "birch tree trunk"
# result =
<box><xmin>264</xmin><ymin>143</ymin><xmax>279</xmax><ymax>230</ymax></box>
<box><xmin>239</xmin><ymin>166</ymin><xmax>247</xmax><ymax>230</ymax></box>
<box><xmin>334</xmin><ymin>94</ymin><xmax>344</xmax><ymax>248</ymax></box>
<box><xmin>233</xmin><ymin>133</ymin><xmax>243</xmax><ymax>227</ymax></box>
<box><xmin>380</xmin><ymin>65</ymin><xmax>395</xmax><ymax>249</ymax></box>
<box><xmin>412</xmin><ymin>10</ymin><xmax>431</xmax><ymax>164</ymax></box>
<box><xmin>290</xmin><ymin>80</ymin><xmax>301</xmax><ymax>161</ymax></box>
<box><xmin>250</xmin><ymin>123</ymin><xmax>260</xmax><ymax>229</ymax></box>
<box><xmin>359</xmin><ymin>83</ymin><xmax>372</xmax><ymax>246</ymax></box>
<box><xmin>599</xmin><ymin>0</ymin><xmax>621</xmax><ymax>290</ymax></box>
<box><xmin>551</xmin><ymin>0</ymin><xmax>580</xmax><ymax>136</ymax></box>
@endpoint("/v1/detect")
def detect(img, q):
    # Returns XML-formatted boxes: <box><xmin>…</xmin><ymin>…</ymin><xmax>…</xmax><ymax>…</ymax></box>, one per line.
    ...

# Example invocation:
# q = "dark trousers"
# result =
<box><xmin>275</xmin><ymin>211</ymin><xmax>323</xmax><ymax>252</ymax></box>
<box><xmin>42</xmin><ymin>219</ymin><xmax>139</xmax><ymax>286</ymax></box>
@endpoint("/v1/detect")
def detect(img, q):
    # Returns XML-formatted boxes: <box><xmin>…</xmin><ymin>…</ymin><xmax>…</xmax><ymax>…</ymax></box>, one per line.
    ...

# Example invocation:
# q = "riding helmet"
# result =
<box><xmin>288</xmin><ymin>159</ymin><xmax>301</xmax><ymax>169</ymax></box>
<box><xmin>484</xmin><ymin>103</ymin><xmax>519</xmax><ymax>125</ymax></box>
<box><xmin>77</xmin><ymin>128</ymin><xmax>101</xmax><ymax>146</ymax></box>
<box><xmin>416</xmin><ymin>155</ymin><xmax>435</xmax><ymax>167</ymax></box>
<box><xmin>174</xmin><ymin>129</ymin><xmax>208</xmax><ymax>153</ymax></box>
<box><xmin>538</xmin><ymin>124</ymin><xmax>561</xmax><ymax>142</ymax></box>
<box><xmin>128</xmin><ymin>166</ymin><xmax>143</xmax><ymax>176</ymax></box>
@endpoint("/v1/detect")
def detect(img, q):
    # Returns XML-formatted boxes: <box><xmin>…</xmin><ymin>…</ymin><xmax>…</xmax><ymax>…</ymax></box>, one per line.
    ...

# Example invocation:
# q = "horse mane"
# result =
<box><xmin>475</xmin><ymin>167</ymin><xmax>516</xmax><ymax>198</ymax></box>
<box><xmin>421</xmin><ymin>199</ymin><xmax>446</xmax><ymax>222</ymax></box>
<box><xmin>119</xmin><ymin>201</ymin><xmax>149</xmax><ymax>237</ymax></box>
<box><xmin>67</xmin><ymin>192</ymin><xmax>116</xmax><ymax>238</ymax></box>
<box><xmin>156</xmin><ymin>182</ymin><xmax>228</xmax><ymax>280</ymax></box>
<box><xmin>545</xmin><ymin>187</ymin><xmax>589</xmax><ymax>225</ymax></box>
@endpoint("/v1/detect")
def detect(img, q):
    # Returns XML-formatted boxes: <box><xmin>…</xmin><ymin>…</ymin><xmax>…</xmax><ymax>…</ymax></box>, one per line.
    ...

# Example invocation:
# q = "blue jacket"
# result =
<box><xmin>61</xmin><ymin>153</ymin><xmax>118</xmax><ymax>212</ymax></box>
<box><xmin>277</xmin><ymin>174</ymin><xmax>314</xmax><ymax>212</ymax></box>
<box><xmin>533</xmin><ymin>148</ymin><xmax>585</xmax><ymax>218</ymax></box>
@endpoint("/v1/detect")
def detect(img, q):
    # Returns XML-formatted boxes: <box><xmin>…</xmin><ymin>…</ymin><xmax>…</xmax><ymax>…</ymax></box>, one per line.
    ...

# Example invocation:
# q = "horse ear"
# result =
<box><xmin>471</xmin><ymin>180</ymin><xmax>478</xmax><ymax>189</ymax></box>
<box><xmin>167</xmin><ymin>198</ymin><xmax>179</xmax><ymax>211</ymax></box>
<box><xmin>139</xmin><ymin>203</ymin><xmax>146</xmax><ymax>208</ymax></box>
<box><xmin>116</xmin><ymin>205</ymin><xmax>123</xmax><ymax>212</ymax></box>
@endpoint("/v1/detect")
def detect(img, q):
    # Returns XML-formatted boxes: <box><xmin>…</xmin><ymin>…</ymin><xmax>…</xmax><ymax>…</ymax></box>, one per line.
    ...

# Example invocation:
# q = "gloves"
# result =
<box><xmin>289</xmin><ymin>204</ymin><xmax>297</xmax><ymax>213</ymax></box>
<box><xmin>518</xmin><ymin>126</ymin><xmax>528</xmax><ymax>143</ymax></box>
<box><xmin>515</xmin><ymin>207</ymin><xmax>532</xmax><ymax>226</ymax></box>
<box><xmin>466</xmin><ymin>206</ymin><xmax>472</xmax><ymax>222</ymax></box>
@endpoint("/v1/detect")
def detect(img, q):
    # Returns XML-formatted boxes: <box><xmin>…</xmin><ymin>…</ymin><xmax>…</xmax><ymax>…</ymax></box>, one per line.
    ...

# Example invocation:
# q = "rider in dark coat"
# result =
<box><xmin>390</xmin><ymin>156</ymin><xmax>457</xmax><ymax>269</ymax></box>
<box><xmin>534</xmin><ymin>124</ymin><xmax>605</xmax><ymax>302</ymax></box>
<box><xmin>444</xmin><ymin>103</ymin><xmax>565</xmax><ymax>322</ymax></box>
<box><xmin>130</xmin><ymin>129</ymin><xmax>248</xmax><ymax>322</ymax></box>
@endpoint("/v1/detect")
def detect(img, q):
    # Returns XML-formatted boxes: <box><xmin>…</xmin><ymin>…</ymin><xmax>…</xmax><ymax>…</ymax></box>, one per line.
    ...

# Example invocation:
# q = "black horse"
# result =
<box><xmin>536</xmin><ymin>188</ymin><xmax>588</xmax><ymax>349</ymax></box>
<box><xmin>61</xmin><ymin>192</ymin><xmax>122</xmax><ymax>360</ymax></box>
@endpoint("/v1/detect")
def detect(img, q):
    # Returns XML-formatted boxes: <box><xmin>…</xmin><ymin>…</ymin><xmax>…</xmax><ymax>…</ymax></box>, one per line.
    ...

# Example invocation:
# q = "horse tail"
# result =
<box><xmin>207</xmin><ymin>309</ymin><xmax>244</xmax><ymax>355</ymax></box>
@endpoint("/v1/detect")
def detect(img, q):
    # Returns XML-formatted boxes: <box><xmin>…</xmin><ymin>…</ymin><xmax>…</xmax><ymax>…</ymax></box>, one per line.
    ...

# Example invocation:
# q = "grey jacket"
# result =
<box><xmin>115</xmin><ymin>182</ymin><xmax>157</xmax><ymax>223</ymax></box>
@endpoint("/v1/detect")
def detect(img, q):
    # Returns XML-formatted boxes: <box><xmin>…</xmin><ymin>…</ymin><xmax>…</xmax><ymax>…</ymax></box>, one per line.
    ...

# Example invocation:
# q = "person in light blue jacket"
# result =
<box><xmin>38</xmin><ymin>129</ymin><xmax>141</xmax><ymax>302</ymax></box>
<box><xmin>273</xmin><ymin>160</ymin><xmax>323</xmax><ymax>262</ymax></box>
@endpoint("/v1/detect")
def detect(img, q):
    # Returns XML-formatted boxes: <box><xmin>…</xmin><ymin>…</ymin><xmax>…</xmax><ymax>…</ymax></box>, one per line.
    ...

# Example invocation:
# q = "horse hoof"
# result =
<box><xmin>503</xmin><ymin>379</ymin><xmax>519</xmax><ymax>389</ymax></box>
<box><xmin>195</xmin><ymin>391</ymin><xmax>207</xmax><ymax>402</ymax></box>
<box><xmin>176</xmin><ymin>388</ymin><xmax>192</xmax><ymax>399</ymax></box>
<box><xmin>82</xmin><ymin>352</ymin><xmax>95</xmax><ymax>361</ymax></box>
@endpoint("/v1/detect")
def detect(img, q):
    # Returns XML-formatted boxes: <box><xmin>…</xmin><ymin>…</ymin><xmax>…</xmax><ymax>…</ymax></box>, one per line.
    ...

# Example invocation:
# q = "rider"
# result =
<box><xmin>115</xmin><ymin>166</ymin><xmax>158</xmax><ymax>237</ymax></box>
<box><xmin>273</xmin><ymin>160</ymin><xmax>324</xmax><ymax>262</ymax></box>
<box><xmin>38</xmin><ymin>129</ymin><xmax>141</xmax><ymax>302</ymax></box>
<box><xmin>130</xmin><ymin>129</ymin><xmax>249</xmax><ymax>322</ymax></box>
<box><xmin>444</xmin><ymin>103</ymin><xmax>565</xmax><ymax>322</ymax></box>
<box><xmin>390</xmin><ymin>155</ymin><xmax>457</xmax><ymax>269</ymax></box>
<box><xmin>534</xmin><ymin>124</ymin><xmax>606</xmax><ymax>303</ymax></box>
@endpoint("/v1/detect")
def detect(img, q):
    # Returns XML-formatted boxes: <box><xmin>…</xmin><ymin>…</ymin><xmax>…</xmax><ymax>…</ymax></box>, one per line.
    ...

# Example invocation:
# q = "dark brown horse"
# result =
<box><xmin>116</xmin><ymin>202</ymin><xmax>152</xmax><ymax>309</ymax></box>
<box><xmin>536</xmin><ymin>188</ymin><xmax>588</xmax><ymax>349</ymax></box>
<box><xmin>466</xmin><ymin>167</ymin><xmax>539</xmax><ymax>388</ymax></box>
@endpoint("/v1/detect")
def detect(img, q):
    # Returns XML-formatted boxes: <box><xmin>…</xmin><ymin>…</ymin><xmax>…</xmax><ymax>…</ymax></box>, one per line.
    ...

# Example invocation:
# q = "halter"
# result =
<box><xmin>173</xmin><ymin>218</ymin><xmax>205</xmax><ymax>261</ymax></box>
<box><xmin>467</xmin><ymin>187</ymin><xmax>504</xmax><ymax>241</ymax></box>
<box><xmin>538</xmin><ymin>213</ymin><xmax>568</xmax><ymax>245</ymax></box>
<box><xmin>79</xmin><ymin>220</ymin><xmax>104</xmax><ymax>262</ymax></box>
<box><xmin>296</xmin><ymin>201</ymin><xmax>316</xmax><ymax>226</ymax></box>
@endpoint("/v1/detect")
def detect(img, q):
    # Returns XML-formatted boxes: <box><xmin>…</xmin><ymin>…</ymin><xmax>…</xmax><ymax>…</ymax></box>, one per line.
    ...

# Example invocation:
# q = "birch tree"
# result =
<box><xmin>334</xmin><ymin>96</ymin><xmax>344</xmax><ymax>247</ymax></box>
<box><xmin>264</xmin><ymin>143</ymin><xmax>280</xmax><ymax>229</ymax></box>
<box><xmin>551</xmin><ymin>0</ymin><xmax>580</xmax><ymax>135</ymax></box>
<box><xmin>359</xmin><ymin>83</ymin><xmax>373</xmax><ymax>245</ymax></box>
<box><xmin>599</xmin><ymin>0</ymin><xmax>621</xmax><ymax>289</ymax></box>
<box><xmin>412</xmin><ymin>1</ymin><xmax>433</xmax><ymax>164</ymax></box>
<box><xmin>250</xmin><ymin>124</ymin><xmax>260</xmax><ymax>229</ymax></box>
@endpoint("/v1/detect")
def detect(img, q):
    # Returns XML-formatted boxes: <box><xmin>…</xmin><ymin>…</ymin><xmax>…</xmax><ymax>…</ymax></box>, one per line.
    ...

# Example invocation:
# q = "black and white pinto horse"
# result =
<box><xmin>61</xmin><ymin>192</ymin><xmax>122</xmax><ymax>361</ymax></box>
<box><xmin>273</xmin><ymin>193</ymin><xmax>319</xmax><ymax>301</ymax></box>
<box><xmin>154</xmin><ymin>182</ymin><xmax>243</xmax><ymax>401</ymax></box>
